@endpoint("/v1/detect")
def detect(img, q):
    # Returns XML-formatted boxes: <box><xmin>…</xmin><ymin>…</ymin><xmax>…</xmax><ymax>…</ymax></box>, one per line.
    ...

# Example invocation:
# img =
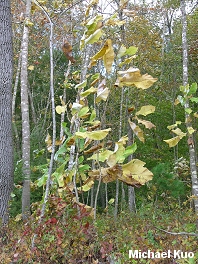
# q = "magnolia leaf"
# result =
<box><xmin>79</xmin><ymin>180</ymin><xmax>94</xmax><ymax>192</ymax></box>
<box><xmin>128</xmin><ymin>120</ymin><xmax>145</xmax><ymax>143</ymax></box>
<box><xmin>75</xmin><ymin>80</ymin><xmax>87</xmax><ymax>89</ymax></box>
<box><xmin>117</xmin><ymin>44</ymin><xmax>127</xmax><ymax>58</ymax></box>
<box><xmin>88</xmin><ymin>164</ymin><xmax>122</xmax><ymax>183</ymax></box>
<box><xmin>56</xmin><ymin>105</ymin><xmax>66</xmax><ymax>114</ymax></box>
<box><xmin>125</xmin><ymin>46</ymin><xmax>138</xmax><ymax>56</ymax></box>
<box><xmin>177</xmin><ymin>95</ymin><xmax>185</xmax><ymax>105</ymax></box>
<box><xmin>167</xmin><ymin>121</ymin><xmax>182</xmax><ymax>130</ymax></box>
<box><xmin>136</xmin><ymin>105</ymin><xmax>155</xmax><ymax>116</ymax></box>
<box><xmin>123</xmin><ymin>143</ymin><xmax>137</xmax><ymax>159</ymax></box>
<box><xmin>171</xmin><ymin>128</ymin><xmax>186</xmax><ymax>138</ymax></box>
<box><xmin>78</xmin><ymin>106</ymin><xmax>89</xmax><ymax>118</ymax></box>
<box><xmin>28</xmin><ymin>65</ymin><xmax>34</xmax><ymax>70</ymax></box>
<box><xmin>187</xmin><ymin>127</ymin><xmax>195</xmax><ymax>134</ymax></box>
<box><xmin>80</xmin><ymin>87</ymin><xmax>97</xmax><ymax>98</ymax></box>
<box><xmin>84</xmin><ymin>143</ymin><xmax>104</xmax><ymax>154</ymax></box>
<box><xmin>137</xmin><ymin>118</ymin><xmax>156</xmax><ymax>129</ymax></box>
<box><xmin>75</xmin><ymin>128</ymin><xmax>111</xmax><ymax>140</ymax></box>
<box><xmin>185</xmin><ymin>108</ymin><xmax>192</xmax><ymax>114</ymax></box>
<box><xmin>164</xmin><ymin>136</ymin><xmax>181</xmax><ymax>147</ymax></box>
<box><xmin>71</xmin><ymin>102</ymin><xmax>83</xmax><ymax>113</ymax></box>
<box><xmin>55</xmin><ymin>136</ymin><xmax>65</xmax><ymax>146</ymax></box>
<box><xmin>103</xmin><ymin>39</ymin><xmax>115</xmax><ymax>73</ymax></box>
<box><xmin>108</xmin><ymin>198</ymin><xmax>115</xmax><ymax>204</ymax></box>
<box><xmin>96</xmin><ymin>88</ymin><xmax>109</xmax><ymax>103</ymax></box>
<box><xmin>174</xmin><ymin>98</ymin><xmax>180</xmax><ymax>105</ymax></box>
<box><xmin>115</xmin><ymin>67</ymin><xmax>157</xmax><ymax>89</ymax></box>
<box><xmin>90</xmin><ymin>42</ymin><xmax>109</xmax><ymax>62</ymax></box>
<box><xmin>88</xmin><ymin>149</ymin><xmax>113</xmax><ymax>162</ymax></box>
<box><xmin>107</xmin><ymin>142</ymin><xmax>125</xmax><ymax>167</ymax></box>
<box><xmin>121</xmin><ymin>159</ymin><xmax>153</xmax><ymax>186</ymax></box>
<box><xmin>190</xmin><ymin>97</ymin><xmax>198</xmax><ymax>103</ymax></box>
<box><xmin>189</xmin><ymin>83</ymin><xmax>197</xmax><ymax>95</ymax></box>
<box><xmin>119</xmin><ymin>55</ymin><xmax>136</xmax><ymax>67</ymax></box>
<box><xmin>89</xmin><ymin>109</ymin><xmax>96</xmax><ymax>122</ymax></box>
<box><xmin>96</xmin><ymin>79</ymin><xmax>109</xmax><ymax>103</ymax></box>
<box><xmin>85</xmin><ymin>28</ymin><xmax>103</xmax><ymax>45</ymax></box>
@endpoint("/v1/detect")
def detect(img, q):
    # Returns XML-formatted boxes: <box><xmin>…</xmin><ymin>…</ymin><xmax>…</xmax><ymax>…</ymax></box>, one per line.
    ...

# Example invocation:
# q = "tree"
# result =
<box><xmin>21</xmin><ymin>0</ymin><xmax>32</xmax><ymax>220</ymax></box>
<box><xmin>0</xmin><ymin>0</ymin><xmax>13</xmax><ymax>225</ymax></box>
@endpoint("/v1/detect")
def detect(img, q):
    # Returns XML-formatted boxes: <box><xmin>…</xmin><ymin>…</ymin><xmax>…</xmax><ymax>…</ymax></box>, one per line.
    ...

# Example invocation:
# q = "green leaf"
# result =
<box><xmin>189</xmin><ymin>83</ymin><xmax>197</xmax><ymax>95</ymax></box>
<box><xmin>80</xmin><ymin>87</ymin><xmax>97</xmax><ymax>97</ymax></box>
<box><xmin>85</xmin><ymin>28</ymin><xmax>103</xmax><ymax>45</ymax></box>
<box><xmin>78</xmin><ymin>106</ymin><xmax>89</xmax><ymax>118</ymax></box>
<box><xmin>190</xmin><ymin>97</ymin><xmax>198</xmax><ymax>103</ymax></box>
<box><xmin>123</xmin><ymin>143</ymin><xmax>137</xmax><ymax>159</ymax></box>
<box><xmin>185</xmin><ymin>108</ymin><xmax>192</xmax><ymax>114</ymax></box>
<box><xmin>125</xmin><ymin>46</ymin><xmax>138</xmax><ymax>56</ymax></box>
<box><xmin>89</xmin><ymin>109</ymin><xmax>96</xmax><ymax>122</ymax></box>
<box><xmin>108</xmin><ymin>198</ymin><xmax>115</xmax><ymax>204</ymax></box>
<box><xmin>36</xmin><ymin>174</ymin><xmax>48</xmax><ymax>187</ymax></box>
<box><xmin>75</xmin><ymin>80</ymin><xmax>87</xmax><ymax>89</ymax></box>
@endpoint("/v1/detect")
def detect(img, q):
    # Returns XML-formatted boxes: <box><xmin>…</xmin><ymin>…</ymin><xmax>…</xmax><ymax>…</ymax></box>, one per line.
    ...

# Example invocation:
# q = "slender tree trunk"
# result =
<box><xmin>0</xmin><ymin>0</ymin><xmax>14</xmax><ymax>225</ymax></box>
<box><xmin>12</xmin><ymin>51</ymin><xmax>22</xmax><ymax>157</ymax></box>
<box><xmin>31</xmin><ymin>1</ymin><xmax>56</xmax><ymax>247</ymax></box>
<box><xmin>21</xmin><ymin>0</ymin><xmax>32</xmax><ymax>220</ymax></box>
<box><xmin>181</xmin><ymin>0</ymin><xmax>198</xmax><ymax>224</ymax></box>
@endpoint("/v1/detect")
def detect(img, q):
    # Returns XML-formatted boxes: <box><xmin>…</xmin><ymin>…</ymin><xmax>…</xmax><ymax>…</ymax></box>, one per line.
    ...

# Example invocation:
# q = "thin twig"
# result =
<box><xmin>155</xmin><ymin>227</ymin><xmax>198</xmax><ymax>237</ymax></box>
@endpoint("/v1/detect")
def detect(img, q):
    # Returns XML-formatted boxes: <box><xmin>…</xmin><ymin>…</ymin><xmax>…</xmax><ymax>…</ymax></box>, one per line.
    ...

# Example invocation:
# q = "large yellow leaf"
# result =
<box><xmin>128</xmin><ymin>119</ymin><xmax>145</xmax><ymax>143</ymax></box>
<box><xmin>136</xmin><ymin>105</ymin><xmax>155</xmax><ymax>116</ymax></box>
<box><xmin>103</xmin><ymin>39</ymin><xmax>115</xmax><ymax>73</ymax></box>
<box><xmin>115</xmin><ymin>67</ymin><xmax>157</xmax><ymax>89</ymax></box>
<box><xmin>171</xmin><ymin>128</ymin><xmax>186</xmax><ymax>138</ymax></box>
<box><xmin>137</xmin><ymin>118</ymin><xmax>156</xmax><ymax>129</ymax></box>
<box><xmin>164</xmin><ymin>136</ymin><xmax>181</xmax><ymax>147</ymax></box>
<box><xmin>75</xmin><ymin>128</ymin><xmax>111</xmax><ymax>140</ymax></box>
<box><xmin>121</xmin><ymin>159</ymin><xmax>153</xmax><ymax>185</ymax></box>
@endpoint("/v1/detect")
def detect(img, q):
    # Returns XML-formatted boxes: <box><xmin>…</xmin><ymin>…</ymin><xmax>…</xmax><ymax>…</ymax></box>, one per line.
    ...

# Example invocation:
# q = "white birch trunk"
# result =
<box><xmin>181</xmin><ymin>0</ymin><xmax>198</xmax><ymax>221</ymax></box>
<box><xmin>21</xmin><ymin>0</ymin><xmax>32</xmax><ymax>220</ymax></box>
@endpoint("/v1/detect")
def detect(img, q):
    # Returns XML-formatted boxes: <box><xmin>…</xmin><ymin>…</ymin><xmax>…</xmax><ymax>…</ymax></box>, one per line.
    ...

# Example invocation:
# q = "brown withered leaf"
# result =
<box><xmin>84</xmin><ymin>142</ymin><xmax>104</xmax><ymax>154</ymax></box>
<box><xmin>88</xmin><ymin>164</ymin><xmax>122</xmax><ymax>183</ymax></box>
<box><xmin>62</xmin><ymin>40</ymin><xmax>75</xmax><ymax>63</ymax></box>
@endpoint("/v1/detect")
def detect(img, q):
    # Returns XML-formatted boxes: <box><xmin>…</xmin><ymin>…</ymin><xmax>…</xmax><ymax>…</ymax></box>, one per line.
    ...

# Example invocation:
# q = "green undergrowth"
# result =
<box><xmin>0</xmin><ymin>197</ymin><xmax>197</xmax><ymax>264</ymax></box>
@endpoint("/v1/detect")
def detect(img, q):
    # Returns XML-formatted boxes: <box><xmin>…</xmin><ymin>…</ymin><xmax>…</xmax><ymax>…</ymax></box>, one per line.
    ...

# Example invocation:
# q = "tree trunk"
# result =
<box><xmin>0</xmin><ymin>0</ymin><xmax>14</xmax><ymax>225</ymax></box>
<box><xmin>180</xmin><ymin>0</ymin><xmax>198</xmax><ymax>224</ymax></box>
<box><xmin>21</xmin><ymin>0</ymin><xmax>32</xmax><ymax>220</ymax></box>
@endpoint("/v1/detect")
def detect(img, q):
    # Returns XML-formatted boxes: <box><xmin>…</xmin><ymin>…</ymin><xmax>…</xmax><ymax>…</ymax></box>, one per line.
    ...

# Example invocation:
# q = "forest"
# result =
<box><xmin>0</xmin><ymin>0</ymin><xmax>198</xmax><ymax>263</ymax></box>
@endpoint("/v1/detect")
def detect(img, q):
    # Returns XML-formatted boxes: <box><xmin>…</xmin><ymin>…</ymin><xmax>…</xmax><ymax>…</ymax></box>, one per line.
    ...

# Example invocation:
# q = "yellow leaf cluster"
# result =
<box><xmin>115</xmin><ymin>67</ymin><xmax>157</xmax><ymax>89</ymax></box>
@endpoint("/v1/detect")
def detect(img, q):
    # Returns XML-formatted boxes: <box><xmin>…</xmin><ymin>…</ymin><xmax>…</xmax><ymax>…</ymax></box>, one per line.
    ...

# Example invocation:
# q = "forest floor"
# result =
<box><xmin>0</xmin><ymin>202</ymin><xmax>198</xmax><ymax>264</ymax></box>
